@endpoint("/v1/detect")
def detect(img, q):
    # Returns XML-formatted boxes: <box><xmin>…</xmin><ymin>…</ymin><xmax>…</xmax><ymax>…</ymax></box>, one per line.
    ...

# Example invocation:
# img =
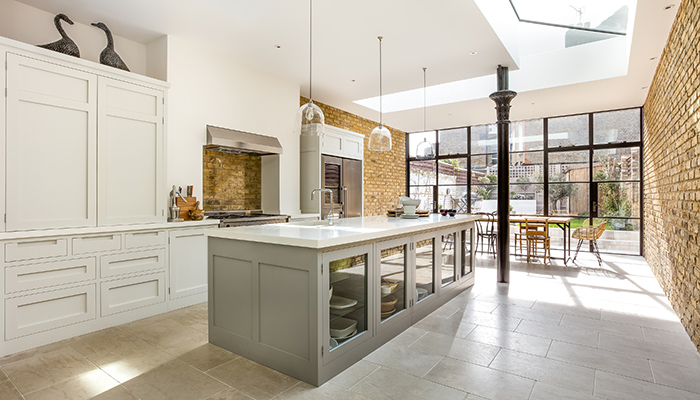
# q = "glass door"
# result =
<box><xmin>327</xmin><ymin>249</ymin><xmax>368</xmax><ymax>355</ymax></box>
<box><xmin>377</xmin><ymin>238</ymin><xmax>409</xmax><ymax>326</ymax></box>
<box><xmin>460</xmin><ymin>228</ymin><xmax>474</xmax><ymax>278</ymax></box>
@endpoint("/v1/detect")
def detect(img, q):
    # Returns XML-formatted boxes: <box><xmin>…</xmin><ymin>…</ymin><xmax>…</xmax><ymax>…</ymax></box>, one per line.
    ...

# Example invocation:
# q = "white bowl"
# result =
<box><xmin>381</xmin><ymin>284</ymin><xmax>391</xmax><ymax>296</ymax></box>
<box><xmin>330</xmin><ymin>317</ymin><xmax>358</xmax><ymax>338</ymax></box>
<box><xmin>399</xmin><ymin>196</ymin><xmax>421</xmax><ymax>207</ymax></box>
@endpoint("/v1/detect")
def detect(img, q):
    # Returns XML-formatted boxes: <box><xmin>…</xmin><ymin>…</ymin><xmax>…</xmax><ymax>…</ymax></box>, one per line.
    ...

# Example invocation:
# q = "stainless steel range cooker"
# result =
<box><xmin>205</xmin><ymin>210</ymin><xmax>290</xmax><ymax>228</ymax></box>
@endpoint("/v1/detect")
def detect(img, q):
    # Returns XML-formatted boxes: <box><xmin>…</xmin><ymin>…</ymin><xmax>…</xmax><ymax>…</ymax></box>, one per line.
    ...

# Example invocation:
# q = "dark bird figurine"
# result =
<box><xmin>37</xmin><ymin>14</ymin><xmax>80</xmax><ymax>57</ymax></box>
<box><xmin>91</xmin><ymin>22</ymin><xmax>130</xmax><ymax>71</ymax></box>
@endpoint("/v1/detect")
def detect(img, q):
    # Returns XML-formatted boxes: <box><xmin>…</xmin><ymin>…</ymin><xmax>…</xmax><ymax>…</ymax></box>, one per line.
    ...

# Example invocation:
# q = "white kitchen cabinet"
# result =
<box><xmin>318</xmin><ymin>126</ymin><xmax>364</xmax><ymax>160</ymax></box>
<box><xmin>168</xmin><ymin>228</ymin><xmax>208</xmax><ymax>300</ymax></box>
<box><xmin>5</xmin><ymin>53</ymin><xmax>97</xmax><ymax>231</ymax></box>
<box><xmin>100</xmin><ymin>272</ymin><xmax>165</xmax><ymax>316</ymax></box>
<box><xmin>97</xmin><ymin>77</ymin><xmax>165</xmax><ymax>225</ymax></box>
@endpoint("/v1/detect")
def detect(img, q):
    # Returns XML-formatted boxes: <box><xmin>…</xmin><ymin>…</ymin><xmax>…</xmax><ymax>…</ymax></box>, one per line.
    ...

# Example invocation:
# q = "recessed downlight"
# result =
<box><xmin>642</xmin><ymin>86</ymin><xmax>649</xmax><ymax>90</ymax></box>
<box><xmin>650</xmin><ymin>57</ymin><xmax>657</xmax><ymax>60</ymax></box>
<box><xmin>664</xmin><ymin>4</ymin><xmax>675</xmax><ymax>10</ymax></box>
<box><xmin>275</xmin><ymin>45</ymin><xmax>281</xmax><ymax>49</ymax></box>
<box><xmin>469</xmin><ymin>51</ymin><xmax>477</xmax><ymax>56</ymax></box>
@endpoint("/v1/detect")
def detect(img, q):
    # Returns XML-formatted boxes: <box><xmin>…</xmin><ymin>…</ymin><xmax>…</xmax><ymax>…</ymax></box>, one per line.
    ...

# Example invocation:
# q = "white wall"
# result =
<box><xmin>165</xmin><ymin>35</ymin><xmax>301</xmax><ymax>215</ymax></box>
<box><xmin>0</xmin><ymin>0</ymin><xmax>147</xmax><ymax>75</ymax></box>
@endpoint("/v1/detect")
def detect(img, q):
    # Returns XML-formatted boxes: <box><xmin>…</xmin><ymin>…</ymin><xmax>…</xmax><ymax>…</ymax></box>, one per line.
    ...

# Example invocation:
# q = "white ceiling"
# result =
<box><xmin>16</xmin><ymin>0</ymin><xmax>678</xmax><ymax>132</ymax></box>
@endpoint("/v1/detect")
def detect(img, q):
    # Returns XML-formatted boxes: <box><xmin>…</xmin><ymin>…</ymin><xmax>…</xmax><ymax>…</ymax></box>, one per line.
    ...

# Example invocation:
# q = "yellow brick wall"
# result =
<box><xmin>301</xmin><ymin>98</ymin><xmax>407</xmax><ymax>216</ymax></box>
<box><xmin>202</xmin><ymin>150</ymin><xmax>262</xmax><ymax>211</ymax></box>
<box><xmin>644</xmin><ymin>0</ymin><xmax>700</xmax><ymax>352</ymax></box>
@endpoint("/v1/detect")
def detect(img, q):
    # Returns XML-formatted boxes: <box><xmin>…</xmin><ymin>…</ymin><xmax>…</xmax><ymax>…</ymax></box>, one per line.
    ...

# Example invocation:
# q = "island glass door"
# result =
<box><xmin>440</xmin><ymin>232</ymin><xmax>457</xmax><ymax>288</ymax></box>
<box><xmin>413</xmin><ymin>235</ymin><xmax>436</xmax><ymax>305</ymax></box>
<box><xmin>377</xmin><ymin>239</ymin><xmax>408</xmax><ymax>325</ymax></box>
<box><xmin>461</xmin><ymin>228</ymin><xmax>474</xmax><ymax>278</ymax></box>
<box><xmin>328</xmin><ymin>250</ymin><xmax>368</xmax><ymax>353</ymax></box>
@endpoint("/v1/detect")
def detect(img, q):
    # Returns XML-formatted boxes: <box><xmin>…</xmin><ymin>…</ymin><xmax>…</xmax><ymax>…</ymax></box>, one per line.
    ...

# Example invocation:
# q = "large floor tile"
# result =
<box><xmin>449</xmin><ymin>309</ymin><xmax>522</xmax><ymax>332</ymax></box>
<box><xmin>489</xmin><ymin>348</ymin><xmax>595</xmax><ymax>394</ymax></box>
<box><xmin>0</xmin><ymin>341</ymin><xmax>69</xmax><ymax>367</ymax></box>
<box><xmin>514</xmin><ymin>319</ymin><xmax>599</xmax><ymax>347</ymax></box>
<box><xmin>530</xmin><ymin>301</ymin><xmax>602</xmax><ymax>320</ymax></box>
<box><xmin>365</xmin><ymin>341</ymin><xmax>444</xmax><ymax>377</ymax></box>
<box><xmin>650</xmin><ymin>360</ymin><xmax>700</xmax><ymax>394</ymax></box>
<box><xmin>122</xmin><ymin>317</ymin><xmax>209</xmax><ymax>357</ymax></box>
<box><xmin>162</xmin><ymin>304</ymin><xmax>209</xmax><ymax>333</ymax></box>
<box><xmin>123</xmin><ymin>359</ymin><xmax>227</xmax><ymax>400</ymax></box>
<box><xmin>0</xmin><ymin>381</ymin><xmax>23</xmax><ymax>400</ymax></box>
<box><xmin>600</xmin><ymin>310</ymin><xmax>686</xmax><ymax>333</ymax></box>
<box><xmin>424</xmin><ymin>357</ymin><xmax>535</xmax><ymax>400</ymax></box>
<box><xmin>594</xmin><ymin>370</ymin><xmax>699</xmax><ymax>400</ymax></box>
<box><xmin>350</xmin><ymin>366</ymin><xmax>467</xmax><ymax>400</ymax></box>
<box><xmin>598</xmin><ymin>333</ymin><xmax>700</xmax><ymax>368</ymax></box>
<box><xmin>490</xmin><ymin>303</ymin><xmax>563</xmax><ymax>326</ymax></box>
<box><xmin>71</xmin><ymin>331</ymin><xmax>174</xmax><ymax>383</ymax></box>
<box><xmin>412</xmin><ymin>313</ymin><xmax>476</xmax><ymax>338</ymax></box>
<box><xmin>327</xmin><ymin>360</ymin><xmax>380</xmax><ymax>390</ymax></box>
<box><xmin>464</xmin><ymin>325</ymin><xmax>552</xmax><ymax>357</ymax></box>
<box><xmin>205</xmin><ymin>388</ymin><xmax>254</xmax><ymax>400</ymax></box>
<box><xmin>547</xmin><ymin>340</ymin><xmax>653</xmax><ymax>381</ymax></box>
<box><xmin>2</xmin><ymin>346</ymin><xmax>98</xmax><ymax>394</ymax></box>
<box><xmin>560</xmin><ymin>314</ymin><xmax>644</xmax><ymax>339</ymax></box>
<box><xmin>274</xmin><ymin>382</ymin><xmax>373</xmax><ymax>400</ymax></box>
<box><xmin>528</xmin><ymin>382</ymin><xmax>597</xmax><ymax>400</ymax></box>
<box><xmin>23</xmin><ymin>369</ymin><xmax>119</xmax><ymax>400</ymax></box>
<box><xmin>178</xmin><ymin>343</ymin><xmax>239</xmax><ymax>372</ymax></box>
<box><xmin>473</xmin><ymin>293</ymin><xmax>536</xmax><ymax>309</ymax></box>
<box><xmin>642</xmin><ymin>326</ymin><xmax>696</xmax><ymax>350</ymax></box>
<box><xmin>207</xmin><ymin>357</ymin><xmax>298</xmax><ymax>400</ymax></box>
<box><xmin>385</xmin><ymin>326</ymin><xmax>428</xmax><ymax>347</ymax></box>
<box><xmin>409</xmin><ymin>331</ymin><xmax>500</xmax><ymax>367</ymax></box>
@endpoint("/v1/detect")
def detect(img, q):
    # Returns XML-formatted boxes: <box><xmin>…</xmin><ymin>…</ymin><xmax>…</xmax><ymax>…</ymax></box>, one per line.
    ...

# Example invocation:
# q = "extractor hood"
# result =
<box><xmin>205</xmin><ymin>125</ymin><xmax>283</xmax><ymax>155</ymax></box>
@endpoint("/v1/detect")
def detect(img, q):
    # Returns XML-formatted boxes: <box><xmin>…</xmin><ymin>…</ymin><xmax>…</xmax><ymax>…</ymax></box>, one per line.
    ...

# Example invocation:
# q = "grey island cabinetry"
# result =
<box><xmin>207</xmin><ymin>214</ymin><xmax>478</xmax><ymax>386</ymax></box>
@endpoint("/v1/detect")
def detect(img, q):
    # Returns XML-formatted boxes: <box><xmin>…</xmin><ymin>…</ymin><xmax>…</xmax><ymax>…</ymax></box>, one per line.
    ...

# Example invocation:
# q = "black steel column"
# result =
<box><xmin>489</xmin><ymin>65</ymin><xmax>517</xmax><ymax>283</ymax></box>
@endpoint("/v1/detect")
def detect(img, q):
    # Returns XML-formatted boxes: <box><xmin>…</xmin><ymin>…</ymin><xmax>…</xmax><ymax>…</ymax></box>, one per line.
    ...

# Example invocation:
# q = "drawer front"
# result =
<box><xmin>72</xmin><ymin>234</ymin><xmax>122</xmax><ymax>255</ymax></box>
<box><xmin>100</xmin><ymin>272</ymin><xmax>165</xmax><ymax>316</ymax></box>
<box><xmin>5</xmin><ymin>238</ymin><xmax>68</xmax><ymax>262</ymax></box>
<box><xmin>100</xmin><ymin>249</ymin><xmax>165</xmax><ymax>278</ymax></box>
<box><xmin>5</xmin><ymin>284</ymin><xmax>96</xmax><ymax>340</ymax></box>
<box><xmin>124</xmin><ymin>231</ymin><xmax>166</xmax><ymax>249</ymax></box>
<box><xmin>6</xmin><ymin>257</ymin><xmax>96</xmax><ymax>294</ymax></box>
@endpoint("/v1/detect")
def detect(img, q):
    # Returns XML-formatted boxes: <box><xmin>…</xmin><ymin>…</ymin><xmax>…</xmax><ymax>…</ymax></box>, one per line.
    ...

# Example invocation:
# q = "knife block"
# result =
<box><xmin>176</xmin><ymin>197</ymin><xmax>197</xmax><ymax>221</ymax></box>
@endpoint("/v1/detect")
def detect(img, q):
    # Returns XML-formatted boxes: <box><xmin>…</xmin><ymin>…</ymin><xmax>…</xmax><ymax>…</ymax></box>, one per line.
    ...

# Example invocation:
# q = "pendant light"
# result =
<box><xmin>416</xmin><ymin>67</ymin><xmax>435</xmax><ymax>159</ymax></box>
<box><xmin>296</xmin><ymin>0</ymin><xmax>324</xmax><ymax>136</ymax></box>
<box><xmin>368</xmin><ymin>36</ymin><xmax>392</xmax><ymax>151</ymax></box>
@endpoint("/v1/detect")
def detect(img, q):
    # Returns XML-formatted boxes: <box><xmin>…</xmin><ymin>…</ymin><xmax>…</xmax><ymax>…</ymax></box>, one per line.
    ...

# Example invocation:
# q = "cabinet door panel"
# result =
<box><xmin>5</xmin><ymin>54</ymin><xmax>97</xmax><ymax>231</ymax></box>
<box><xmin>169</xmin><ymin>230</ymin><xmax>208</xmax><ymax>299</ymax></box>
<box><xmin>98</xmin><ymin>78</ymin><xmax>164</xmax><ymax>225</ymax></box>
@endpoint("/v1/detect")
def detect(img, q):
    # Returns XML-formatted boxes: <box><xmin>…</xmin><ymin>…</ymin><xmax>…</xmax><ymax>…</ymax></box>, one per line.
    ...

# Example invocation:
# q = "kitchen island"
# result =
<box><xmin>207</xmin><ymin>214</ymin><xmax>478</xmax><ymax>386</ymax></box>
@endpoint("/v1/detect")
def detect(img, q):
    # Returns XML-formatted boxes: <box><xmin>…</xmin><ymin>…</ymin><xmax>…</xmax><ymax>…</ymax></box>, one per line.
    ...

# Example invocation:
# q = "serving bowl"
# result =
<box><xmin>381</xmin><ymin>296</ymin><xmax>397</xmax><ymax>312</ymax></box>
<box><xmin>330</xmin><ymin>317</ymin><xmax>357</xmax><ymax>338</ymax></box>
<box><xmin>381</xmin><ymin>285</ymin><xmax>391</xmax><ymax>296</ymax></box>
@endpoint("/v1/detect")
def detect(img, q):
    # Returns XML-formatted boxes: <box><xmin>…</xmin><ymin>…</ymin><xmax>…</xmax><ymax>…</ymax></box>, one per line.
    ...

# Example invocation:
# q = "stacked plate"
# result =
<box><xmin>330</xmin><ymin>317</ymin><xmax>358</xmax><ymax>340</ymax></box>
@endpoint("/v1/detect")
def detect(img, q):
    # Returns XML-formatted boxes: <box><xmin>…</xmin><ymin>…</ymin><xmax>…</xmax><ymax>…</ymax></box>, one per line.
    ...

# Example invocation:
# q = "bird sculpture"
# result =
<box><xmin>91</xmin><ymin>21</ymin><xmax>130</xmax><ymax>71</ymax></box>
<box><xmin>37</xmin><ymin>14</ymin><xmax>80</xmax><ymax>57</ymax></box>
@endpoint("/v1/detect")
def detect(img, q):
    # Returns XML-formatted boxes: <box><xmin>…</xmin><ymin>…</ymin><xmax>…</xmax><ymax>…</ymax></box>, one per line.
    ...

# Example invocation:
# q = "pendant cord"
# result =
<box><xmin>309</xmin><ymin>0</ymin><xmax>313</xmax><ymax>101</ymax></box>
<box><xmin>378</xmin><ymin>36</ymin><xmax>383</xmax><ymax>126</ymax></box>
<box><xmin>423</xmin><ymin>67</ymin><xmax>427</xmax><ymax>131</ymax></box>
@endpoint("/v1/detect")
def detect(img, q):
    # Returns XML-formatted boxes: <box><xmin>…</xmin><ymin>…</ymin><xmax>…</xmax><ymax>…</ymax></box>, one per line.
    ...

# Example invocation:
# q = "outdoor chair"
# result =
<box><xmin>572</xmin><ymin>221</ymin><xmax>607</xmax><ymax>266</ymax></box>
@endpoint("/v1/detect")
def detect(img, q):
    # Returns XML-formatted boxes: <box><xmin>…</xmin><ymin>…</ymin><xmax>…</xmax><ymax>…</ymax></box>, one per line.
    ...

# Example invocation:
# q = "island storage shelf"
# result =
<box><xmin>207</xmin><ymin>214</ymin><xmax>478</xmax><ymax>386</ymax></box>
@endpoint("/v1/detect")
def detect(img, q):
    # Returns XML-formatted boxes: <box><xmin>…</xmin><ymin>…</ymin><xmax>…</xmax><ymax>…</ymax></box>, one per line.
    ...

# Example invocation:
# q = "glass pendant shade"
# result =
<box><xmin>416</xmin><ymin>137</ymin><xmax>435</xmax><ymax>159</ymax></box>
<box><xmin>368</xmin><ymin>125</ymin><xmax>392</xmax><ymax>151</ymax></box>
<box><xmin>296</xmin><ymin>100</ymin><xmax>325</xmax><ymax>136</ymax></box>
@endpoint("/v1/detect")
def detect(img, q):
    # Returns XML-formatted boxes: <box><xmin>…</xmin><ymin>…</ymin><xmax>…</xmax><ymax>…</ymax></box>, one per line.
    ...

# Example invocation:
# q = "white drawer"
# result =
<box><xmin>100</xmin><ymin>249</ymin><xmax>165</xmax><ymax>278</ymax></box>
<box><xmin>5</xmin><ymin>284</ymin><xmax>96</xmax><ymax>339</ymax></box>
<box><xmin>72</xmin><ymin>234</ymin><xmax>122</xmax><ymax>255</ymax></box>
<box><xmin>5</xmin><ymin>257</ymin><xmax>96</xmax><ymax>294</ymax></box>
<box><xmin>100</xmin><ymin>272</ymin><xmax>165</xmax><ymax>316</ymax></box>
<box><xmin>5</xmin><ymin>238</ymin><xmax>68</xmax><ymax>262</ymax></box>
<box><xmin>124</xmin><ymin>231</ymin><xmax>166</xmax><ymax>249</ymax></box>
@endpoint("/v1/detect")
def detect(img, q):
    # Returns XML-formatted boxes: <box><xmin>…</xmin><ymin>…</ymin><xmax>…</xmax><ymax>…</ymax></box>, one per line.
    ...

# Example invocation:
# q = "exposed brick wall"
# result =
<box><xmin>643</xmin><ymin>0</ymin><xmax>700</xmax><ymax>352</ymax></box>
<box><xmin>202</xmin><ymin>150</ymin><xmax>262</xmax><ymax>211</ymax></box>
<box><xmin>302</xmin><ymin>98</ymin><xmax>406</xmax><ymax>216</ymax></box>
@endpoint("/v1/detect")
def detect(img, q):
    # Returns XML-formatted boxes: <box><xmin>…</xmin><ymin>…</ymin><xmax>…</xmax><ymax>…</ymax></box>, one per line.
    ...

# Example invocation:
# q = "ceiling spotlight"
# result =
<box><xmin>664</xmin><ymin>4</ymin><xmax>675</xmax><ymax>9</ymax></box>
<box><xmin>275</xmin><ymin>45</ymin><xmax>281</xmax><ymax>49</ymax></box>
<box><xmin>642</xmin><ymin>86</ymin><xmax>649</xmax><ymax>90</ymax></box>
<box><xmin>650</xmin><ymin>57</ymin><xmax>657</xmax><ymax>60</ymax></box>
<box><xmin>469</xmin><ymin>51</ymin><xmax>477</xmax><ymax>56</ymax></box>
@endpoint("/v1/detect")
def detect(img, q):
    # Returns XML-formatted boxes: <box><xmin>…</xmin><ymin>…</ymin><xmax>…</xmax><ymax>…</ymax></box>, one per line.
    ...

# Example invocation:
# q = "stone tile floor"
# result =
<box><xmin>1</xmin><ymin>252</ymin><xmax>699</xmax><ymax>400</ymax></box>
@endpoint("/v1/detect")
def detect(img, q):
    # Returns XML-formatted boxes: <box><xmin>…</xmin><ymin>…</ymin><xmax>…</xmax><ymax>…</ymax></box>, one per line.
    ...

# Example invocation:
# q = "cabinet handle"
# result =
<box><xmin>80</xmin><ymin>235</ymin><xmax>115</xmax><ymax>241</ymax></box>
<box><xmin>17</xmin><ymin>239</ymin><xmax>58</xmax><ymax>247</ymax></box>
<box><xmin>132</xmin><ymin>232</ymin><xmax>160</xmax><ymax>236</ymax></box>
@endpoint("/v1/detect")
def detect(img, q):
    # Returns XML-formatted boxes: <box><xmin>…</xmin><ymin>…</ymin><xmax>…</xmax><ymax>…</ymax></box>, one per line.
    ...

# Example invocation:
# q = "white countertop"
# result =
<box><xmin>0</xmin><ymin>220</ymin><xmax>219</xmax><ymax>241</ymax></box>
<box><xmin>207</xmin><ymin>214</ymin><xmax>479</xmax><ymax>249</ymax></box>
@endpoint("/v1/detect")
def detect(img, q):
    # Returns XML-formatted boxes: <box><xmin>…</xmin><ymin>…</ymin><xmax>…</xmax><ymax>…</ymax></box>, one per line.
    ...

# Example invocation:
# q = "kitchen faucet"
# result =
<box><xmin>311</xmin><ymin>189</ymin><xmax>334</xmax><ymax>225</ymax></box>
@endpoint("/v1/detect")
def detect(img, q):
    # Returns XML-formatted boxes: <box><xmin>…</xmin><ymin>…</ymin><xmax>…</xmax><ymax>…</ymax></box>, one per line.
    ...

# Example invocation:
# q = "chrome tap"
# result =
<box><xmin>311</xmin><ymin>189</ymin><xmax>334</xmax><ymax>225</ymax></box>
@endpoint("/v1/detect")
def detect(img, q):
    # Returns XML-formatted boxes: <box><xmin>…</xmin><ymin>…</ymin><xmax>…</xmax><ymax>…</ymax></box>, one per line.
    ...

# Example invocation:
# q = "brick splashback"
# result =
<box><xmin>202</xmin><ymin>150</ymin><xmax>262</xmax><ymax>211</ymax></box>
<box><xmin>302</xmin><ymin>98</ymin><xmax>407</xmax><ymax>216</ymax></box>
<box><xmin>644</xmin><ymin>0</ymin><xmax>700</xmax><ymax>352</ymax></box>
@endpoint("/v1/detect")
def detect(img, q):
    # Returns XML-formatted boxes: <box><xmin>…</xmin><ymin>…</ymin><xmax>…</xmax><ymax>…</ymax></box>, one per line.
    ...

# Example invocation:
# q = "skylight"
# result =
<box><xmin>509</xmin><ymin>0</ymin><xmax>629</xmax><ymax>36</ymax></box>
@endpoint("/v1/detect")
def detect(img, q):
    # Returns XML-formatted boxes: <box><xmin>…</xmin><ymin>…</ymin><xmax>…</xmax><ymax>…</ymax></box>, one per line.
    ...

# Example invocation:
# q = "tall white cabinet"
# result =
<box><xmin>5</xmin><ymin>54</ymin><xmax>98</xmax><ymax>231</ymax></box>
<box><xmin>0</xmin><ymin>36</ymin><xmax>214</xmax><ymax>358</ymax></box>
